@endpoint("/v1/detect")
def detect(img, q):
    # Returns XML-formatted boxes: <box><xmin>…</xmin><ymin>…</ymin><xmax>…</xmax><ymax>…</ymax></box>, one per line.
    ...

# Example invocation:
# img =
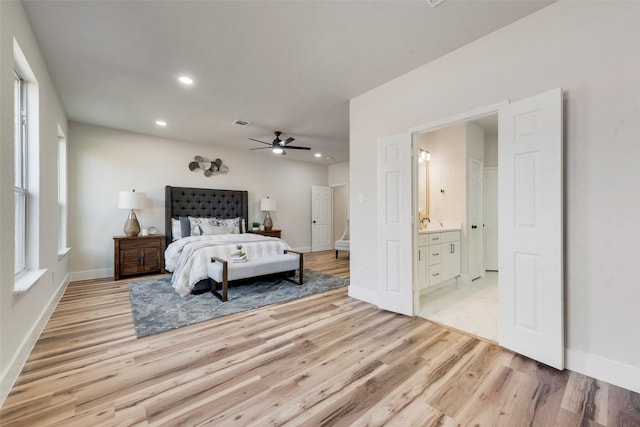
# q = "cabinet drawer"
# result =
<box><xmin>441</xmin><ymin>231</ymin><xmax>460</xmax><ymax>243</ymax></box>
<box><xmin>429</xmin><ymin>244</ymin><xmax>442</xmax><ymax>265</ymax></box>
<box><xmin>428</xmin><ymin>233</ymin><xmax>442</xmax><ymax>244</ymax></box>
<box><xmin>429</xmin><ymin>263</ymin><xmax>442</xmax><ymax>285</ymax></box>
<box><xmin>118</xmin><ymin>236</ymin><xmax>163</xmax><ymax>250</ymax></box>
<box><xmin>417</xmin><ymin>234</ymin><xmax>428</xmax><ymax>246</ymax></box>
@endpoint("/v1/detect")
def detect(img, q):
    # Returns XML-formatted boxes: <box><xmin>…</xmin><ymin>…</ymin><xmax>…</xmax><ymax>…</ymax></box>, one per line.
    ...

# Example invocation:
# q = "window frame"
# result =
<box><xmin>14</xmin><ymin>70</ymin><xmax>28</xmax><ymax>276</ymax></box>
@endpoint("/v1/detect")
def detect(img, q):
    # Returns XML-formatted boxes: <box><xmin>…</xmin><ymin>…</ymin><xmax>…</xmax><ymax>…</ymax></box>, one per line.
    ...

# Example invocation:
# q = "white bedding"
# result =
<box><xmin>165</xmin><ymin>234</ymin><xmax>291</xmax><ymax>296</ymax></box>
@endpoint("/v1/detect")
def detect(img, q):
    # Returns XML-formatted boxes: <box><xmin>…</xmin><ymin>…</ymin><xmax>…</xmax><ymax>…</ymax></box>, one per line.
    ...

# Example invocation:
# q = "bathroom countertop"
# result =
<box><xmin>418</xmin><ymin>227</ymin><xmax>461</xmax><ymax>234</ymax></box>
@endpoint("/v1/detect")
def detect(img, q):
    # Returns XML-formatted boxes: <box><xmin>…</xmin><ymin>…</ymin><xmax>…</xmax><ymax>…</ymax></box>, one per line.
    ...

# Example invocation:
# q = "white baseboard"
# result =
<box><xmin>347</xmin><ymin>285</ymin><xmax>378</xmax><ymax>306</ymax></box>
<box><xmin>0</xmin><ymin>274</ymin><xmax>69</xmax><ymax>406</ymax></box>
<box><xmin>566</xmin><ymin>348</ymin><xmax>640</xmax><ymax>394</ymax></box>
<box><xmin>68</xmin><ymin>268</ymin><xmax>112</xmax><ymax>282</ymax></box>
<box><xmin>457</xmin><ymin>274</ymin><xmax>470</xmax><ymax>284</ymax></box>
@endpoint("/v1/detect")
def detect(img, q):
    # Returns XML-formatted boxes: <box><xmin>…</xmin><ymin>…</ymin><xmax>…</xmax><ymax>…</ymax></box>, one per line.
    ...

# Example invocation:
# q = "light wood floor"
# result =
<box><xmin>1</xmin><ymin>250</ymin><xmax>639</xmax><ymax>426</ymax></box>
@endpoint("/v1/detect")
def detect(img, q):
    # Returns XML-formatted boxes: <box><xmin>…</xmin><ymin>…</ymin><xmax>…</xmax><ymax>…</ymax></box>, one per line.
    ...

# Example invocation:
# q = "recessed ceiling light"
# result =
<box><xmin>178</xmin><ymin>76</ymin><xmax>193</xmax><ymax>85</ymax></box>
<box><xmin>314</xmin><ymin>153</ymin><xmax>322</xmax><ymax>158</ymax></box>
<box><xmin>155</xmin><ymin>120</ymin><xmax>167</xmax><ymax>126</ymax></box>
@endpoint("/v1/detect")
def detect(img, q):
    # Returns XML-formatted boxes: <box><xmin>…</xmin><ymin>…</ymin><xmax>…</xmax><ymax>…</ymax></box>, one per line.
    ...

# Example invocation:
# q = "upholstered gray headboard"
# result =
<box><xmin>164</xmin><ymin>186</ymin><xmax>249</xmax><ymax>244</ymax></box>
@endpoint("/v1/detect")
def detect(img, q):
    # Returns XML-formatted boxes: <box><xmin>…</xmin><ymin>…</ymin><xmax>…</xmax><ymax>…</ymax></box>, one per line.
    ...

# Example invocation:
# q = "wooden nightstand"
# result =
<box><xmin>113</xmin><ymin>235</ymin><xmax>166</xmax><ymax>281</ymax></box>
<box><xmin>249</xmin><ymin>229</ymin><xmax>282</xmax><ymax>238</ymax></box>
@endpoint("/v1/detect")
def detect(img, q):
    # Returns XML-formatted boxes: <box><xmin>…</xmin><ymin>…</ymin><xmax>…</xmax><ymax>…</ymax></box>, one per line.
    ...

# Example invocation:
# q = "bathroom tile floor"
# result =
<box><xmin>418</xmin><ymin>272</ymin><xmax>498</xmax><ymax>342</ymax></box>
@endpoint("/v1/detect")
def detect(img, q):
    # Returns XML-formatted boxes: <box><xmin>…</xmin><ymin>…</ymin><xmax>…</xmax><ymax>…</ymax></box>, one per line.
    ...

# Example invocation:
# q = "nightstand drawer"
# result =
<box><xmin>249</xmin><ymin>229</ymin><xmax>282</xmax><ymax>238</ymax></box>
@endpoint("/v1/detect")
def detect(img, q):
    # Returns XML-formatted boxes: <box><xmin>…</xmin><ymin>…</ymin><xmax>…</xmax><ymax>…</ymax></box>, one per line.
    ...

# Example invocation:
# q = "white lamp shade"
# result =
<box><xmin>260</xmin><ymin>197</ymin><xmax>277</xmax><ymax>212</ymax></box>
<box><xmin>118</xmin><ymin>191</ymin><xmax>146</xmax><ymax>210</ymax></box>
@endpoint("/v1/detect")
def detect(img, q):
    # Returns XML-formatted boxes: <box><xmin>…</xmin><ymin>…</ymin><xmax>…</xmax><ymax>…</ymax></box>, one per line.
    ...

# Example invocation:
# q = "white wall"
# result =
<box><xmin>0</xmin><ymin>0</ymin><xmax>69</xmax><ymax>404</ymax></box>
<box><xmin>68</xmin><ymin>122</ymin><xmax>328</xmax><ymax>279</ymax></box>
<box><xmin>328</xmin><ymin>162</ymin><xmax>349</xmax><ymax>186</ymax></box>
<box><xmin>332</xmin><ymin>185</ymin><xmax>349</xmax><ymax>244</ymax></box>
<box><xmin>484</xmin><ymin>132</ymin><xmax>498</xmax><ymax>167</ymax></box>
<box><xmin>350</xmin><ymin>1</ymin><xmax>640</xmax><ymax>392</ymax></box>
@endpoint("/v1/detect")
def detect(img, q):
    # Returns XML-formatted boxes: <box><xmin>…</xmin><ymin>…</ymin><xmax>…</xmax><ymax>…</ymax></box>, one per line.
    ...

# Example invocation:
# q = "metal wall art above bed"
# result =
<box><xmin>188</xmin><ymin>155</ymin><xmax>229</xmax><ymax>177</ymax></box>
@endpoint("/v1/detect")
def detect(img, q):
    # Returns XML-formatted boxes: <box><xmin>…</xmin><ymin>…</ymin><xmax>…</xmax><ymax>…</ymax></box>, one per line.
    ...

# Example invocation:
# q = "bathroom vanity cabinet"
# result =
<box><xmin>417</xmin><ymin>229</ymin><xmax>460</xmax><ymax>289</ymax></box>
<box><xmin>417</xmin><ymin>234</ymin><xmax>429</xmax><ymax>290</ymax></box>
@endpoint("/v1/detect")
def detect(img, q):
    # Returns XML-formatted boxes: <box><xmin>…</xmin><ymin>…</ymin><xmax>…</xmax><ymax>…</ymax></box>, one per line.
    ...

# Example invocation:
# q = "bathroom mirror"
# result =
<box><xmin>418</xmin><ymin>152</ymin><xmax>429</xmax><ymax>220</ymax></box>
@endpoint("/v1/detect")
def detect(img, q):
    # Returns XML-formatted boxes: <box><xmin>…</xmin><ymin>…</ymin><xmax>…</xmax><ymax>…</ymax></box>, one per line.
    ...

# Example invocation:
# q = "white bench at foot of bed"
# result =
<box><xmin>207</xmin><ymin>250</ymin><xmax>304</xmax><ymax>302</ymax></box>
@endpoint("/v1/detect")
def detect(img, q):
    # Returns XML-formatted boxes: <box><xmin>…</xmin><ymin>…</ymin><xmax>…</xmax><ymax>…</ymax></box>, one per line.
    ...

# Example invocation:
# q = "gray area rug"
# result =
<box><xmin>128</xmin><ymin>269</ymin><xmax>348</xmax><ymax>338</ymax></box>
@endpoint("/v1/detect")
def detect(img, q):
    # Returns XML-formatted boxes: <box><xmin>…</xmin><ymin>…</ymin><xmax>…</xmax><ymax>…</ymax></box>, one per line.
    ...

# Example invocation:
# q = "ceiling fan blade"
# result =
<box><xmin>283</xmin><ymin>137</ymin><xmax>295</xmax><ymax>144</ymax></box>
<box><xmin>249</xmin><ymin>138</ymin><xmax>271</xmax><ymax>146</ymax></box>
<box><xmin>283</xmin><ymin>145</ymin><xmax>311</xmax><ymax>150</ymax></box>
<box><xmin>249</xmin><ymin>147</ymin><xmax>271</xmax><ymax>150</ymax></box>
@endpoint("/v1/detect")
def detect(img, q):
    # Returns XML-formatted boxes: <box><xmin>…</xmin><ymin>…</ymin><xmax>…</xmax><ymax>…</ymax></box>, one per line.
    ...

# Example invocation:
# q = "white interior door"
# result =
<box><xmin>311</xmin><ymin>185</ymin><xmax>331</xmax><ymax>251</ymax></box>
<box><xmin>483</xmin><ymin>167</ymin><xmax>499</xmax><ymax>271</ymax></box>
<box><xmin>377</xmin><ymin>133</ymin><xmax>413</xmax><ymax>316</ymax></box>
<box><xmin>498</xmin><ymin>88</ymin><xmax>564</xmax><ymax>369</ymax></box>
<box><xmin>468</xmin><ymin>158</ymin><xmax>484</xmax><ymax>280</ymax></box>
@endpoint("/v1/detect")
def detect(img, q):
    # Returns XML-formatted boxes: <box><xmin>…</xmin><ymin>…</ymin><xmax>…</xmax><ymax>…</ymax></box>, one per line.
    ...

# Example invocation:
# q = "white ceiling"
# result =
<box><xmin>22</xmin><ymin>0</ymin><xmax>552</xmax><ymax>164</ymax></box>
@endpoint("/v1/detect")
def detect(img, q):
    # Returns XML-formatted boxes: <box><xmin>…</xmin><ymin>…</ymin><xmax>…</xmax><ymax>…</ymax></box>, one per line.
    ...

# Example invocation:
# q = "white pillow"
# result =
<box><xmin>171</xmin><ymin>218</ymin><xmax>182</xmax><ymax>241</ymax></box>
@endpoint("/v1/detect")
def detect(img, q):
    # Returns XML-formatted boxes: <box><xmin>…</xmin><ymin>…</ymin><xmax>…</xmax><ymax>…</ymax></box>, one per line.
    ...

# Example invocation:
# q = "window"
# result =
<box><xmin>13</xmin><ymin>38</ymin><xmax>45</xmax><ymax>292</ymax></box>
<box><xmin>14</xmin><ymin>71</ymin><xmax>27</xmax><ymax>275</ymax></box>
<box><xmin>58</xmin><ymin>128</ymin><xmax>68</xmax><ymax>253</ymax></box>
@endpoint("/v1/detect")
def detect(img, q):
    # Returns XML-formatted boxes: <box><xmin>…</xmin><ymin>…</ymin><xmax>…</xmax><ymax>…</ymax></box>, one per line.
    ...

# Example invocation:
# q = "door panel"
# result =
<box><xmin>498</xmin><ymin>88</ymin><xmax>564</xmax><ymax>369</ymax></box>
<box><xmin>377</xmin><ymin>133</ymin><xmax>413</xmax><ymax>315</ymax></box>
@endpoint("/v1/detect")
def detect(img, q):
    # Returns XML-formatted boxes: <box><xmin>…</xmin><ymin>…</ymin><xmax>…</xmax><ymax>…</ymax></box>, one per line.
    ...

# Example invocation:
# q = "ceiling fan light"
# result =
<box><xmin>272</xmin><ymin>147</ymin><xmax>284</xmax><ymax>154</ymax></box>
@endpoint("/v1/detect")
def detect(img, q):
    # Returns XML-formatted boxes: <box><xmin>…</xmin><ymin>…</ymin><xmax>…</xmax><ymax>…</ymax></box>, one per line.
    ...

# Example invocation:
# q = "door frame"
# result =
<box><xmin>408</xmin><ymin>102</ymin><xmax>505</xmax><ymax>317</ymax></box>
<box><xmin>468</xmin><ymin>157</ymin><xmax>484</xmax><ymax>281</ymax></box>
<box><xmin>483</xmin><ymin>167</ymin><xmax>499</xmax><ymax>271</ymax></box>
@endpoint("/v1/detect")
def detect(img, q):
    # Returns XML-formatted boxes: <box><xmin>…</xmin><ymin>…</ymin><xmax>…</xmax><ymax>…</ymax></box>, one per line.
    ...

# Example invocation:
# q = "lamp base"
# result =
<box><xmin>124</xmin><ymin>210</ymin><xmax>141</xmax><ymax>237</ymax></box>
<box><xmin>263</xmin><ymin>212</ymin><xmax>273</xmax><ymax>231</ymax></box>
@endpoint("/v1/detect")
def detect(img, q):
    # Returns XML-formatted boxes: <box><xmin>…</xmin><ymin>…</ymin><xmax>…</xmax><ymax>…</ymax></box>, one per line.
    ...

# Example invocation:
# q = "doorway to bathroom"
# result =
<box><xmin>415</xmin><ymin>113</ymin><xmax>499</xmax><ymax>342</ymax></box>
<box><xmin>378</xmin><ymin>88</ymin><xmax>564</xmax><ymax>368</ymax></box>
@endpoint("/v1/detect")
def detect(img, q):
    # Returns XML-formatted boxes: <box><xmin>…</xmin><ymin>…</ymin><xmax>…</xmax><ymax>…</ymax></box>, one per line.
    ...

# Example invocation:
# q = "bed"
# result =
<box><xmin>164</xmin><ymin>186</ymin><xmax>302</xmax><ymax>298</ymax></box>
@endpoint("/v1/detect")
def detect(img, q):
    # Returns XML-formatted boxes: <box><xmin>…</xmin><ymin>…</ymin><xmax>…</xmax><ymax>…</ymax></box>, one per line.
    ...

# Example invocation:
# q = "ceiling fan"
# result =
<box><xmin>249</xmin><ymin>131</ymin><xmax>310</xmax><ymax>155</ymax></box>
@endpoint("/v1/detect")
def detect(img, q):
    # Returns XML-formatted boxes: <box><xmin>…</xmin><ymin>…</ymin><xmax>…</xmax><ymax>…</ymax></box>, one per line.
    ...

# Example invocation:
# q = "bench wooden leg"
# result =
<box><xmin>285</xmin><ymin>250</ymin><xmax>304</xmax><ymax>285</ymax></box>
<box><xmin>210</xmin><ymin>257</ymin><xmax>229</xmax><ymax>302</ymax></box>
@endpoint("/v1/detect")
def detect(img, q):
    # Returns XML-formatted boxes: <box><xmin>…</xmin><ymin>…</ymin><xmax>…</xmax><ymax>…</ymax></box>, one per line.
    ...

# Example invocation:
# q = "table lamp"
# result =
<box><xmin>260</xmin><ymin>197</ymin><xmax>277</xmax><ymax>231</ymax></box>
<box><xmin>118</xmin><ymin>189</ymin><xmax>146</xmax><ymax>237</ymax></box>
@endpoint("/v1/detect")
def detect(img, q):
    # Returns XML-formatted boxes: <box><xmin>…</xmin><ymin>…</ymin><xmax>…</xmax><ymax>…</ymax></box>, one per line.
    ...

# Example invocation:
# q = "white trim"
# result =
<box><xmin>13</xmin><ymin>268</ymin><xmax>47</xmax><ymax>293</ymax></box>
<box><xmin>1</xmin><ymin>274</ymin><xmax>69</xmax><ymax>406</ymax></box>
<box><xmin>57</xmin><ymin>247</ymin><xmax>71</xmax><ymax>261</ymax></box>
<box><xmin>69</xmin><ymin>268</ymin><xmax>112</xmax><ymax>282</ymax></box>
<box><xmin>566</xmin><ymin>348</ymin><xmax>640</xmax><ymax>394</ymax></box>
<box><xmin>347</xmin><ymin>285</ymin><xmax>378</xmax><ymax>306</ymax></box>
<box><xmin>409</xmin><ymin>101</ymin><xmax>507</xmax><ymax>134</ymax></box>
